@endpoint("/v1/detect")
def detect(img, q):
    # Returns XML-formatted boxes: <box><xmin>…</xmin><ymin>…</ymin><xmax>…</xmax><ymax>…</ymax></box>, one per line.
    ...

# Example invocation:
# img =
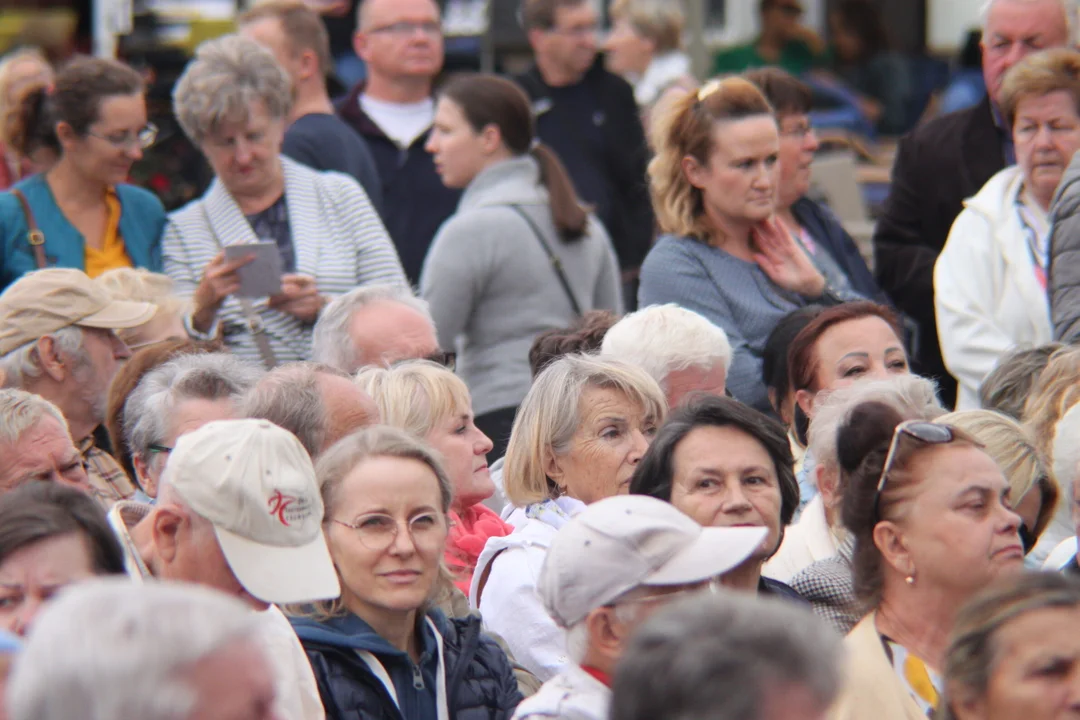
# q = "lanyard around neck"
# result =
<box><xmin>355</xmin><ymin>616</ymin><xmax>449</xmax><ymax>720</ymax></box>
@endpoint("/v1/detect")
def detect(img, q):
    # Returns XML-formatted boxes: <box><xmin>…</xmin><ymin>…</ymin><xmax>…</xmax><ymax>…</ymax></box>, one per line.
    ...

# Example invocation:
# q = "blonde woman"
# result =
<box><xmin>96</xmin><ymin>268</ymin><xmax>190</xmax><ymax>352</ymax></box>
<box><xmin>0</xmin><ymin>47</ymin><xmax>54</xmax><ymax>189</ymax></box>
<box><xmin>356</xmin><ymin>359</ymin><xmax>511</xmax><ymax>596</ymax></box>
<box><xmin>604</xmin><ymin>0</ymin><xmax>695</xmax><ymax>109</ymax></box>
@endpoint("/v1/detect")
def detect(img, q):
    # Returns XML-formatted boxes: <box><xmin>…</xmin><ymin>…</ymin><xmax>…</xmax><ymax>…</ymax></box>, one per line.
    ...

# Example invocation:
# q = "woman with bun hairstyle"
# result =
<box><xmin>639</xmin><ymin>77</ymin><xmax>864</xmax><ymax>414</ymax></box>
<box><xmin>0</xmin><ymin>47</ymin><xmax>55</xmax><ymax>190</ymax></box>
<box><xmin>0</xmin><ymin>56</ymin><xmax>165</xmax><ymax>290</ymax></box>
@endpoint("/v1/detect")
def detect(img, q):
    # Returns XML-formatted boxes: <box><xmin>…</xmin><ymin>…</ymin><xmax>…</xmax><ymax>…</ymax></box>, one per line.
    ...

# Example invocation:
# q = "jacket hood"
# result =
<box><xmin>291</xmin><ymin>608</ymin><xmax>450</xmax><ymax>655</ymax></box>
<box><xmin>962</xmin><ymin>165</ymin><xmax>1024</xmax><ymax>224</ymax></box>
<box><xmin>458</xmin><ymin>155</ymin><xmax>548</xmax><ymax>211</ymax></box>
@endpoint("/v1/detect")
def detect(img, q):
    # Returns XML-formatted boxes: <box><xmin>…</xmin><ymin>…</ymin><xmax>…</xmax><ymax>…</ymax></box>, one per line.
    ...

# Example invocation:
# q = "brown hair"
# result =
<box><xmin>521</xmin><ymin>0</ymin><xmax>590</xmax><ymax>30</ymax></box>
<box><xmin>787</xmin><ymin>301</ymin><xmax>904</xmax><ymax>396</ymax></box>
<box><xmin>608</xmin><ymin>0</ymin><xmax>684</xmax><ymax>53</ymax></box>
<box><xmin>238</xmin><ymin>0</ymin><xmax>333</xmax><ymax>78</ymax></box>
<box><xmin>980</xmin><ymin>343</ymin><xmax>1065</xmax><ymax>420</ymax></box>
<box><xmin>6</xmin><ymin>55</ymin><xmax>144</xmax><ymax>158</ymax></box>
<box><xmin>528</xmin><ymin>310</ymin><xmax>619</xmax><ymax>377</ymax></box>
<box><xmin>1022</xmin><ymin>345</ymin><xmax>1080</xmax><ymax>462</ymax></box>
<box><xmin>648</xmin><ymin>78</ymin><xmax>774</xmax><ymax>241</ymax></box>
<box><xmin>439</xmin><ymin>73</ymin><xmax>590</xmax><ymax>239</ymax></box>
<box><xmin>742</xmin><ymin>67</ymin><xmax>813</xmax><ymax>117</ymax></box>
<box><xmin>1000</xmin><ymin>47</ymin><xmax>1080</xmax><ymax>130</ymax></box>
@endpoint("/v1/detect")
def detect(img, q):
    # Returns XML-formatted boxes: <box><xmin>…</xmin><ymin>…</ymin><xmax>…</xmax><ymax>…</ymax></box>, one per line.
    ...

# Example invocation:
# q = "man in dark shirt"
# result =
<box><xmin>240</xmin><ymin>0</ymin><xmax>384</xmax><ymax>214</ymax></box>
<box><xmin>516</xmin><ymin>0</ymin><xmax>654</xmax><ymax>294</ymax></box>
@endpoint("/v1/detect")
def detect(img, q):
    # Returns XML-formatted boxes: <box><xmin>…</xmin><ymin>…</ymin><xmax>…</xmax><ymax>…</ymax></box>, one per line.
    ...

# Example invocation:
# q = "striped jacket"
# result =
<box><xmin>162</xmin><ymin>157</ymin><xmax>407</xmax><ymax>364</ymax></box>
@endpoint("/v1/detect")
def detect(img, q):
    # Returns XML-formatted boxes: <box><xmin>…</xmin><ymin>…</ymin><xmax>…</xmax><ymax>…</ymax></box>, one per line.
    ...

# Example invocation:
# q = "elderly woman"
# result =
<box><xmin>936</xmin><ymin>49</ymin><xmax>1080</xmax><ymax>410</ymax></box>
<box><xmin>630</xmin><ymin>394</ymin><xmax>801</xmax><ymax>601</ymax></box>
<box><xmin>355</xmin><ymin>360</ymin><xmax>511</xmax><ymax>597</ymax></box>
<box><xmin>603</xmin><ymin>0</ymin><xmax>695</xmax><ymax>110</ymax></box>
<box><xmin>941</xmin><ymin>572</ymin><xmax>1080</xmax><ymax>720</ymax></box>
<box><xmin>471</xmin><ymin>354</ymin><xmax>666</xmax><ymax>681</ymax></box>
<box><xmin>0</xmin><ymin>48</ymin><xmax>54</xmax><ymax>189</ymax></box>
<box><xmin>829</xmin><ymin>402</ymin><xmax>1024</xmax><ymax>720</ymax></box>
<box><xmin>290</xmin><ymin>426</ymin><xmax>523</xmax><ymax>719</ymax></box>
<box><xmin>639</xmin><ymin>77</ymin><xmax>863</xmax><ymax>413</ymax></box>
<box><xmin>96</xmin><ymin>268</ymin><xmax>189</xmax><ymax>352</ymax></box>
<box><xmin>164</xmin><ymin>34</ymin><xmax>406</xmax><ymax>369</ymax></box>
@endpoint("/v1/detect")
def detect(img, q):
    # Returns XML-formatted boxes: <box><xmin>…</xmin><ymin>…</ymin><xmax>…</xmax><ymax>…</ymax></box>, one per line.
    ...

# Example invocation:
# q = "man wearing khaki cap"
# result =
<box><xmin>0</xmin><ymin>268</ymin><xmax>156</xmax><ymax>507</ymax></box>
<box><xmin>513</xmin><ymin>495</ymin><xmax>767</xmax><ymax>720</ymax></box>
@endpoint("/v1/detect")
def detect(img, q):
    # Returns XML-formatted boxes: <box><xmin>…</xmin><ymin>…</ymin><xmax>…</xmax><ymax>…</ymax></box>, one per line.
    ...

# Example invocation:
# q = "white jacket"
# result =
<box><xmin>763</xmin><ymin>495</ymin><xmax>837</xmax><ymax>583</ymax></box>
<box><xmin>934</xmin><ymin>166</ymin><xmax>1053</xmax><ymax>411</ymax></box>
<box><xmin>512</xmin><ymin>663</ymin><xmax>610</xmax><ymax>720</ymax></box>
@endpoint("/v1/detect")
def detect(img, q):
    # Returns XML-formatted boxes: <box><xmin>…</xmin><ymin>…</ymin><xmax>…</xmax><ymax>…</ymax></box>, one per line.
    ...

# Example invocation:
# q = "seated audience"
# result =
<box><xmin>528</xmin><ymin>310</ymin><xmax>619</xmax><ymax>378</ymax></box>
<box><xmin>95</xmin><ymin>268</ymin><xmax>189</xmax><ymax>351</ymax></box>
<box><xmin>599</xmin><ymin>304</ymin><xmax>731</xmax><ymax>408</ymax></box>
<box><xmin>640</xmin><ymin>77</ymin><xmax>862</xmax><ymax>413</ymax></box>
<box><xmin>164</xmin><ymin>34</ymin><xmax>405</xmax><ymax>368</ymax></box>
<box><xmin>0</xmin><ymin>482</ymin><xmax>125</xmax><ymax>637</ymax></box>
<box><xmin>609</xmin><ymin>592</ymin><xmax>842</xmax><ymax>720</ymax></box>
<box><xmin>979</xmin><ymin>343</ymin><xmax>1064</xmax><ymax>419</ymax></box>
<box><xmin>941</xmin><ymin>572</ymin><xmax>1080</xmax><ymax>720</ymax></box>
<box><xmin>311</xmin><ymin>284</ymin><xmax>441</xmax><ymax>374</ymax></box>
<box><xmin>512</xmin><ymin>495</ymin><xmax>764</xmax><ymax>720</ymax></box>
<box><xmin>829</xmin><ymin>403</ymin><xmax>1023</xmax><ymax>718</ymax></box>
<box><xmin>0</xmin><ymin>48</ymin><xmax>54</xmax><ymax>190</ymax></box>
<box><xmin>242</xmin><ymin>361</ymin><xmax>379</xmax><ymax>459</ymax></box>
<box><xmin>422</xmin><ymin>74</ymin><xmax>623</xmax><ymax>461</ymax></box>
<box><xmin>0</xmin><ymin>268</ymin><xmax>155</xmax><ymax>506</ymax></box>
<box><xmin>603</xmin><ymin>0</ymin><xmax>694</xmax><ymax>110</ymax></box>
<box><xmin>122</xmin><ymin>352</ymin><xmax>262</xmax><ymax>498</ymax></box>
<box><xmin>473</xmin><ymin>355</ymin><xmax>665</xmax><ymax>681</ymax></box>
<box><xmin>356</xmin><ymin>360</ymin><xmax>508</xmax><ymax>596</ymax></box>
<box><xmin>0</xmin><ymin>389</ymin><xmax>90</xmax><ymax>495</ymax></box>
<box><xmin>7</xmin><ymin>580</ymin><xmax>276</xmax><ymax>720</ymax></box>
<box><xmin>712</xmin><ymin>0</ymin><xmax>825</xmax><ymax>76</ymax></box>
<box><xmin>629</xmin><ymin>395</ymin><xmax>801</xmax><ymax>600</ymax></box>
<box><xmin>1044</xmin><ymin>403</ymin><xmax>1080</xmax><ymax>571</ymax></box>
<box><xmin>290</xmin><ymin>426</ymin><xmax>524</xmax><ymax>719</ymax></box>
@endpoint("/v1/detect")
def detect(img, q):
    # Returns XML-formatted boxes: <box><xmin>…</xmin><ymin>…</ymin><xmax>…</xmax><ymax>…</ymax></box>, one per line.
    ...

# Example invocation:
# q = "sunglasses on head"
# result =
<box><xmin>873</xmin><ymin>421</ymin><xmax>964</xmax><ymax>517</ymax></box>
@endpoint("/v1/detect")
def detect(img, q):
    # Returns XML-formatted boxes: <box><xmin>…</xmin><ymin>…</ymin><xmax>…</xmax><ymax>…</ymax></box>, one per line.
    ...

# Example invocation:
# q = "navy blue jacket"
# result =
<box><xmin>791</xmin><ymin>197</ymin><xmax>887</xmax><ymax>305</ymax></box>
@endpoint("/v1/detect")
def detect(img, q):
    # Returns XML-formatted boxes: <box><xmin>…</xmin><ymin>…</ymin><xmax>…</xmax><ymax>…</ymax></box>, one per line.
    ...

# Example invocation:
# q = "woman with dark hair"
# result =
<box><xmin>830</xmin><ymin>401</ymin><xmax>1023</xmax><ymax>719</ymax></box>
<box><xmin>0</xmin><ymin>56</ymin><xmax>165</xmax><ymax>289</ymax></box>
<box><xmin>421</xmin><ymin>73</ymin><xmax>623</xmax><ymax>460</ymax></box>
<box><xmin>0</xmin><ymin>482</ymin><xmax>125</xmax><ymax>637</ymax></box>
<box><xmin>628</xmin><ymin>393</ymin><xmax>803</xmax><ymax>600</ymax></box>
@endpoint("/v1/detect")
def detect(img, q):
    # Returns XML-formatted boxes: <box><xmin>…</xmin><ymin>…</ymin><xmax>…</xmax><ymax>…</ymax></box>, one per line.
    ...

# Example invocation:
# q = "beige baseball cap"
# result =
<box><xmin>539</xmin><ymin>495</ymin><xmax>767</xmax><ymax>628</ymax></box>
<box><xmin>165</xmin><ymin>418</ymin><xmax>341</xmax><ymax>605</ymax></box>
<box><xmin>0</xmin><ymin>268</ymin><xmax>156</xmax><ymax>355</ymax></box>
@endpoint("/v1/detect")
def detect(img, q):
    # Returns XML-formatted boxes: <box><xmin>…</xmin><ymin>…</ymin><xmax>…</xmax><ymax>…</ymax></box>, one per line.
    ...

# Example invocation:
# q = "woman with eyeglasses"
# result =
<box><xmin>290</xmin><ymin>425</ymin><xmax>524</xmax><ymax>720</ymax></box>
<box><xmin>0</xmin><ymin>56</ymin><xmax>165</xmax><ymax>291</ymax></box>
<box><xmin>830</xmin><ymin>402</ymin><xmax>1025</xmax><ymax>720</ymax></box>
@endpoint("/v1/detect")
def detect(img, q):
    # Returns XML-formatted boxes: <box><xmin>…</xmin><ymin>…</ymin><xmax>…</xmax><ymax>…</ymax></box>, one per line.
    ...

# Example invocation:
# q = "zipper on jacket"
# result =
<box><xmin>410</xmin><ymin>660</ymin><xmax>425</xmax><ymax>690</ymax></box>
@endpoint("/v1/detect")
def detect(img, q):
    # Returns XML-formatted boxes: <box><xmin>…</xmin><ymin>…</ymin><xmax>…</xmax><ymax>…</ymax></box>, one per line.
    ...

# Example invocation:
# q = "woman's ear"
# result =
<box><xmin>54</xmin><ymin>121</ymin><xmax>78</xmax><ymax>149</ymax></box>
<box><xmin>480</xmin><ymin>123</ymin><xmax>503</xmax><ymax>155</ymax></box>
<box><xmin>681</xmin><ymin>154</ymin><xmax>708</xmax><ymax>189</ymax></box>
<box><xmin>794</xmin><ymin>388</ymin><xmax>816</xmax><ymax>420</ymax></box>
<box><xmin>873</xmin><ymin>520</ymin><xmax>915</xmax><ymax>579</ymax></box>
<box><xmin>544</xmin><ymin>450</ymin><xmax>566</xmax><ymax>493</ymax></box>
<box><xmin>816</xmin><ymin>463</ymin><xmax>838</xmax><ymax>504</ymax></box>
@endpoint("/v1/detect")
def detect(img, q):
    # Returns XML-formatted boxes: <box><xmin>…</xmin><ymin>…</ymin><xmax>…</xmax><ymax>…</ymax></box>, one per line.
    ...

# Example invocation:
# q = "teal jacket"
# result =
<box><xmin>0</xmin><ymin>174</ymin><xmax>166</xmax><ymax>290</ymax></box>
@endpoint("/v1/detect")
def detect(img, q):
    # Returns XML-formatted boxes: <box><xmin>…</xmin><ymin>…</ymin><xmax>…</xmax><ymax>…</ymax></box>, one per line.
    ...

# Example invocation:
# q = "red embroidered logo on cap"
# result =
<box><xmin>268</xmin><ymin>490</ymin><xmax>298</xmax><ymax>526</ymax></box>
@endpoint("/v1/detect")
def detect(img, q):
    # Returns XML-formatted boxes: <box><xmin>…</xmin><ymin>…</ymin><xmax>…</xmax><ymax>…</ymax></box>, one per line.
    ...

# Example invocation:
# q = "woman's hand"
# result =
<box><xmin>269</xmin><ymin>274</ymin><xmax>325</xmax><ymax>324</ymax></box>
<box><xmin>192</xmin><ymin>251</ymin><xmax>254</xmax><ymax>333</ymax></box>
<box><xmin>752</xmin><ymin>218</ymin><xmax>826</xmax><ymax>298</ymax></box>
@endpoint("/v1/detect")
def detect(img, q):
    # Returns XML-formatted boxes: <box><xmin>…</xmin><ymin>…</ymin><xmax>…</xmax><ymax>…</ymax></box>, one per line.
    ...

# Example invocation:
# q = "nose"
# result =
<box><xmin>999</xmin><ymin>502</ymin><xmax>1022</xmax><ymax>534</ymax></box>
<box><xmin>112</xmin><ymin>332</ymin><xmax>132</xmax><ymax>360</ymax></box>
<box><xmin>1003</xmin><ymin>42</ymin><xmax>1027</xmax><ymax>72</ymax></box>
<box><xmin>475</xmin><ymin>428</ymin><xmax>493</xmax><ymax>456</ymax></box>
<box><xmin>805</xmin><ymin>129</ymin><xmax>820</xmax><ymax>153</ymax></box>
<box><xmin>627</xmin><ymin>429</ymin><xmax>650</xmax><ymax>465</ymax></box>
<box><xmin>127</xmin><ymin>144</ymin><xmax>143</xmax><ymax>161</ymax></box>
<box><xmin>721</xmin><ymin>483</ymin><xmax>754</xmax><ymax>514</ymax></box>
<box><xmin>234</xmin><ymin>139</ymin><xmax>254</xmax><ymax>165</ymax></box>
<box><xmin>424</xmin><ymin>135</ymin><xmax>437</xmax><ymax>154</ymax></box>
<box><xmin>387</xmin><ymin>521</ymin><xmax>418</xmax><ymax>557</ymax></box>
<box><xmin>12</xmin><ymin>598</ymin><xmax>39</xmax><ymax>637</ymax></box>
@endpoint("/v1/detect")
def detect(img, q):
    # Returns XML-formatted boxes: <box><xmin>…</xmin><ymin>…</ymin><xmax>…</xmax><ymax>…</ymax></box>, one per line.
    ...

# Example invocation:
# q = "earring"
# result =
<box><xmin>905</xmin><ymin>574</ymin><xmax>916</xmax><ymax>586</ymax></box>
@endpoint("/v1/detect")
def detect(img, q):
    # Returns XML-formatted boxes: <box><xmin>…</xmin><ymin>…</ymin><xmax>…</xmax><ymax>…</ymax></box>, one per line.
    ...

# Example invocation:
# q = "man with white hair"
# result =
<box><xmin>7</xmin><ymin>579</ymin><xmax>276</xmax><ymax>720</ymax></box>
<box><xmin>1044</xmin><ymin>403</ymin><xmax>1080</xmax><ymax>571</ymax></box>
<box><xmin>600</xmin><ymin>304</ymin><xmax>732</xmax><ymax>408</ymax></box>
<box><xmin>512</xmin><ymin>494</ymin><xmax>766</xmax><ymax>720</ymax></box>
<box><xmin>0</xmin><ymin>269</ymin><xmax>156</xmax><ymax>506</ymax></box>
<box><xmin>311</xmin><ymin>284</ymin><xmax>440</xmax><ymax>373</ymax></box>
<box><xmin>0</xmin><ymin>388</ymin><xmax>91</xmax><ymax>494</ymax></box>
<box><xmin>110</xmin><ymin>418</ymin><xmax>340</xmax><ymax>720</ymax></box>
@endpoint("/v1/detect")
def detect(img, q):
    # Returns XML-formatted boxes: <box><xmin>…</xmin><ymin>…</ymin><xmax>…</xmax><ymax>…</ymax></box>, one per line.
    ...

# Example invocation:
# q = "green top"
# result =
<box><xmin>712</xmin><ymin>38</ymin><xmax>821</xmax><ymax>77</ymax></box>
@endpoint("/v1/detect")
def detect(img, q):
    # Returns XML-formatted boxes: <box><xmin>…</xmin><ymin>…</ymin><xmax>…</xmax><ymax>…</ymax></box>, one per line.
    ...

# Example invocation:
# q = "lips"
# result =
<box><xmin>994</xmin><ymin>544</ymin><xmax>1024</xmax><ymax>560</ymax></box>
<box><xmin>474</xmin><ymin>463</ymin><xmax>488</xmax><ymax>474</ymax></box>
<box><xmin>380</xmin><ymin>570</ymin><xmax>422</xmax><ymax>584</ymax></box>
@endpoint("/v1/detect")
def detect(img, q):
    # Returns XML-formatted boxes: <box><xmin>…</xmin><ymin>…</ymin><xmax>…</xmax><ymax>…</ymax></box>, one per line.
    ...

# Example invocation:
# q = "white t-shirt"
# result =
<box><xmin>359</xmin><ymin>94</ymin><xmax>434</xmax><ymax>149</ymax></box>
<box><xmin>261</xmin><ymin>605</ymin><xmax>325</xmax><ymax>720</ymax></box>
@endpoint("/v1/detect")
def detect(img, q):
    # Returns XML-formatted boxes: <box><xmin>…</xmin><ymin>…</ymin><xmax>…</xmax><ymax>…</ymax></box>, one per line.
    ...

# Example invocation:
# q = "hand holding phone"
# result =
<box><xmin>224</xmin><ymin>242</ymin><xmax>283</xmax><ymax>298</ymax></box>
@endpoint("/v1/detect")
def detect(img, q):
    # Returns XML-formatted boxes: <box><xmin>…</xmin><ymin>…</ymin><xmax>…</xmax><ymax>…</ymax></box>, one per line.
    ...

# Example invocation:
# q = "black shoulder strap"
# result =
<box><xmin>509</xmin><ymin>205</ymin><xmax>583</xmax><ymax>317</ymax></box>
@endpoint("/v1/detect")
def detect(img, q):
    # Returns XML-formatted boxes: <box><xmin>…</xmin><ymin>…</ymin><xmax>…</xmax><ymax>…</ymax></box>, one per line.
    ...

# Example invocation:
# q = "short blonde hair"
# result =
<box><xmin>503</xmin><ymin>354</ymin><xmax>667</xmax><ymax>507</ymax></box>
<box><xmin>609</xmin><ymin>0</ymin><xmax>684</xmax><ymax>53</ymax></box>
<box><xmin>354</xmin><ymin>360</ymin><xmax>471</xmax><ymax>440</ymax></box>
<box><xmin>95</xmin><ymin>269</ymin><xmax>189</xmax><ymax>346</ymax></box>
<box><xmin>1000</xmin><ymin>48</ymin><xmax>1080</xmax><ymax>130</ymax></box>
<box><xmin>1022</xmin><ymin>345</ymin><xmax>1080</xmax><ymax>462</ymax></box>
<box><xmin>938</xmin><ymin>410</ymin><xmax>1059</xmax><ymax>541</ymax></box>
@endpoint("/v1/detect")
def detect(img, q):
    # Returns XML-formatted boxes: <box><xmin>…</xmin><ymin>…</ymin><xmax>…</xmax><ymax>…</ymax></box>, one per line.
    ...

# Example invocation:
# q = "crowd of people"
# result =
<box><xmin>1</xmin><ymin>0</ymin><xmax>1080</xmax><ymax>718</ymax></box>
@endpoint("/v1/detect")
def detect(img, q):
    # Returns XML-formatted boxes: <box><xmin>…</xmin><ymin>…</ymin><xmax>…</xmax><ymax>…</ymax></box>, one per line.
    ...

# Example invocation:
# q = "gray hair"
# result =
<box><xmin>600</xmin><ymin>304</ymin><xmax>732</xmax><ymax>390</ymax></box>
<box><xmin>0</xmin><ymin>326</ymin><xmax>88</xmax><ymax>389</ymax></box>
<box><xmin>7</xmin><ymin>579</ymin><xmax>262</xmax><ymax>720</ymax></box>
<box><xmin>981</xmin><ymin>0</ymin><xmax>1078</xmax><ymax>41</ymax></box>
<box><xmin>609</xmin><ymin>591</ymin><xmax>842</xmax><ymax>720</ymax></box>
<box><xmin>311</xmin><ymin>285</ymin><xmax>434</xmax><ymax>373</ymax></box>
<box><xmin>172</xmin><ymin>33</ymin><xmax>293</xmax><ymax>145</ymax></box>
<box><xmin>0</xmin><ymin>388</ymin><xmax>69</xmax><ymax>446</ymax></box>
<box><xmin>1053</xmin><ymin>403</ymin><xmax>1080</xmax><ymax>504</ymax></box>
<box><xmin>123</xmin><ymin>353</ymin><xmax>263</xmax><ymax>471</ymax></box>
<box><xmin>241</xmin><ymin>361</ymin><xmax>349</xmax><ymax>458</ymax></box>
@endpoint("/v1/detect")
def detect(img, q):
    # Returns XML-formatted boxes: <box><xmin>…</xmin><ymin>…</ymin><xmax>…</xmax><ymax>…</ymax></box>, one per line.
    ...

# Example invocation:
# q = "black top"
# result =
<box><xmin>760</xmin><ymin>575</ymin><xmax>812</xmax><ymax>604</ymax></box>
<box><xmin>283</xmin><ymin>113</ymin><xmax>384</xmax><ymax>216</ymax></box>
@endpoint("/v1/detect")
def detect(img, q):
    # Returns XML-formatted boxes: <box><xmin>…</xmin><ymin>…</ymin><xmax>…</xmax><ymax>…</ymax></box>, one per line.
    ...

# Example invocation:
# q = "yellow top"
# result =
<box><xmin>84</xmin><ymin>188</ymin><xmax>133</xmax><ymax>278</ymax></box>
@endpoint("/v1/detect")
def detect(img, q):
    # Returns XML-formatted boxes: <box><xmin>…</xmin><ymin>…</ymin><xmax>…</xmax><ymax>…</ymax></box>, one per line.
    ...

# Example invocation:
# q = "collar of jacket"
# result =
<box><xmin>458</xmin><ymin>155</ymin><xmax>547</xmax><ymax>211</ymax></box>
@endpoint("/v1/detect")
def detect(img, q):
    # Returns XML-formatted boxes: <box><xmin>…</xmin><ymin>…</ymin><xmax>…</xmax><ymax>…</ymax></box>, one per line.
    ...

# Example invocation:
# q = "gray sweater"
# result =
<box><xmin>420</xmin><ymin>156</ymin><xmax>623</xmax><ymax>415</ymax></box>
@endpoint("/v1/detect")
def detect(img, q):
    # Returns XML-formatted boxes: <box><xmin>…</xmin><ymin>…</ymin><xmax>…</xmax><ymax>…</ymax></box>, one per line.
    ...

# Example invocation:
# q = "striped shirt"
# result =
<box><xmin>79</xmin><ymin>437</ymin><xmax>137</xmax><ymax>508</ymax></box>
<box><xmin>162</xmin><ymin>157</ymin><xmax>407</xmax><ymax>365</ymax></box>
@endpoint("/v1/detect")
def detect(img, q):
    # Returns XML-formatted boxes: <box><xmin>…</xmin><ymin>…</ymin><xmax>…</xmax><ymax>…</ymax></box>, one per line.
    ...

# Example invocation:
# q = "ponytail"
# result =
<box><xmin>2</xmin><ymin>83</ymin><xmax>58</xmax><ymax>158</ymax></box>
<box><xmin>530</xmin><ymin>143</ymin><xmax>590</xmax><ymax>241</ymax></box>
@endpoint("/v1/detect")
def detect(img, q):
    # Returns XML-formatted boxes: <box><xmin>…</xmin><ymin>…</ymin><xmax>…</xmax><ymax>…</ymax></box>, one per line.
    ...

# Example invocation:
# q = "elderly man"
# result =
<box><xmin>872</xmin><ymin>0</ymin><xmax>1072</xmax><ymax>408</ymax></box>
<box><xmin>311</xmin><ymin>284</ymin><xmax>440</xmax><ymax>373</ymax></box>
<box><xmin>512</xmin><ymin>495</ymin><xmax>765</xmax><ymax>720</ymax></box>
<box><xmin>609</xmin><ymin>593</ymin><xmax>842</xmax><ymax>720</ymax></box>
<box><xmin>122</xmin><ymin>353</ymin><xmax>263</xmax><ymax>498</ymax></box>
<box><xmin>0</xmin><ymin>269</ymin><xmax>155</xmax><ymax>506</ymax></box>
<box><xmin>7</xmin><ymin>580</ymin><xmax>277</xmax><ymax>720</ymax></box>
<box><xmin>0</xmin><ymin>388</ymin><xmax>91</xmax><ymax>494</ymax></box>
<box><xmin>109</xmin><ymin>418</ymin><xmax>339</xmax><ymax>720</ymax></box>
<box><xmin>600</xmin><ymin>304</ymin><xmax>732</xmax><ymax>408</ymax></box>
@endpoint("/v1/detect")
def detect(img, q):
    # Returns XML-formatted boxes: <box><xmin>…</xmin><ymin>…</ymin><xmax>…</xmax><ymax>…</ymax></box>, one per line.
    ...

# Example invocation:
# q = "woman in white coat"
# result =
<box><xmin>935</xmin><ymin>49</ymin><xmax>1080</xmax><ymax>410</ymax></box>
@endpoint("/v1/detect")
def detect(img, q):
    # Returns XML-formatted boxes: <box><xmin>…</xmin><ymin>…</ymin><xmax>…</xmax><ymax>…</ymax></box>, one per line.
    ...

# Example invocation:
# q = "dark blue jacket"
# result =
<box><xmin>791</xmin><ymin>197</ymin><xmax>888</xmax><ymax>305</ymax></box>
<box><xmin>292</xmin><ymin>609</ymin><xmax>522</xmax><ymax>720</ymax></box>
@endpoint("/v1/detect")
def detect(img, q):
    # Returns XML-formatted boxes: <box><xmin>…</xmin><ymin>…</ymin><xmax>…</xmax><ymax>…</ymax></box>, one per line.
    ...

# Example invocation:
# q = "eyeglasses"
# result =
<box><xmin>780</xmin><ymin>122</ymin><xmax>814</xmax><ymax>138</ymax></box>
<box><xmin>548</xmin><ymin>23</ymin><xmax>599</xmax><ymax>37</ymax></box>
<box><xmin>88</xmin><ymin>122</ymin><xmax>158</xmax><ymax>151</ymax></box>
<box><xmin>332</xmin><ymin>512</ymin><xmax>446</xmax><ymax>552</ymax></box>
<box><xmin>874</xmin><ymin>422</ymin><xmax>960</xmax><ymax>517</ymax></box>
<box><xmin>424</xmin><ymin>350</ymin><xmax>456</xmax><ymax>370</ymax></box>
<box><xmin>147</xmin><ymin>443</ymin><xmax>173</xmax><ymax>455</ymax></box>
<box><xmin>368</xmin><ymin>21</ymin><xmax>442</xmax><ymax>36</ymax></box>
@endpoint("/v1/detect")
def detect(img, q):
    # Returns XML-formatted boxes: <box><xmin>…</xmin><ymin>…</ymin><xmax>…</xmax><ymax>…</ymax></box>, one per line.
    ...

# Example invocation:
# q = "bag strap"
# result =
<box><xmin>11</xmin><ymin>189</ymin><xmax>47</xmax><ymax>269</ymax></box>
<box><xmin>509</xmin><ymin>204</ymin><xmax>583</xmax><ymax>316</ymax></box>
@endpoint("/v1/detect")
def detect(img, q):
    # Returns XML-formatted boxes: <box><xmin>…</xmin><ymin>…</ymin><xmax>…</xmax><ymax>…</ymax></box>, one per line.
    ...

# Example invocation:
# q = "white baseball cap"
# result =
<box><xmin>165</xmin><ymin>419</ymin><xmax>340</xmax><ymax>605</ymax></box>
<box><xmin>539</xmin><ymin>495</ymin><xmax>767</xmax><ymax>628</ymax></box>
